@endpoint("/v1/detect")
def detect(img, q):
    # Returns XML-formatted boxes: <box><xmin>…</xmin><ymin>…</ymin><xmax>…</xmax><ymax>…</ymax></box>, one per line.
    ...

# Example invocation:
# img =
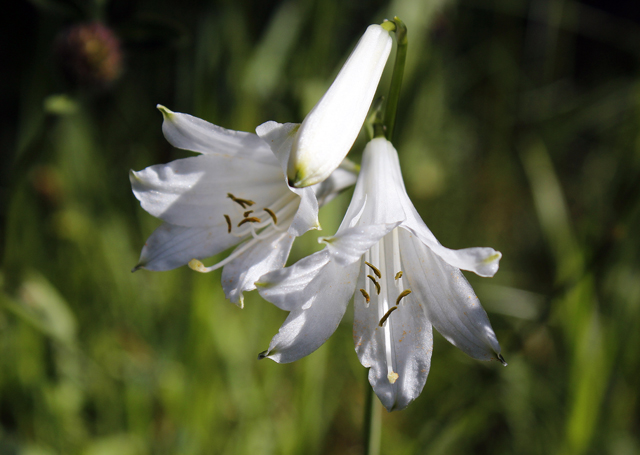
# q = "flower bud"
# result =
<box><xmin>287</xmin><ymin>24</ymin><xmax>392</xmax><ymax>188</ymax></box>
<box><xmin>55</xmin><ymin>22</ymin><xmax>123</xmax><ymax>89</ymax></box>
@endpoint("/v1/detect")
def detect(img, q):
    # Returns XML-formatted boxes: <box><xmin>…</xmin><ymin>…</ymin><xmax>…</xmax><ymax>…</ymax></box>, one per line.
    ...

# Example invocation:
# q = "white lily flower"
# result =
<box><xmin>131</xmin><ymin>106</ymin><xmax>356</xmax><ymax>308</ymax></box>
<box><xmin>287</xmin><ymin>24</ymin><xmax>392</xmax><ymax>188</ymax></box>
<box><xmin>257</xmin><ymin>137</ymin><xmax>504</xmax><ymax>411</ymax></box>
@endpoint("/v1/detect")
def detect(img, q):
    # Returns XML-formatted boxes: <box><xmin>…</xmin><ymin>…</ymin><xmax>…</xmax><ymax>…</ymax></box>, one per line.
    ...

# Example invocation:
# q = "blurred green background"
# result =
<box><xmin>2</xmin><ymin>0</ymin><xmax>640</xmax><ymax>453</ymax></box>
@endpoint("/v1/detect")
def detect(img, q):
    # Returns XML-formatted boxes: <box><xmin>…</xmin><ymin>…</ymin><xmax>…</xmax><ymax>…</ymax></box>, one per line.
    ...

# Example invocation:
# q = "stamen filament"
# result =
<box><xmin>266</xmin><ymin>192</ymin><xmax>297</xmax><ymax>213</ymax></box>
<box><xmin>364</xmin><ymin>250</ymin><xmax>371</xmax><ymax>308</ymax></box>
<box><xmin>265</xmin><ymin>199</ymin><xmax>299</xmax><ymax>232</ymax></box>
<box><xmin>188</xmin><ymin>235</ymin><xmax>262</xmax><ymax>273</ymax></box>
<box><xmin>249</xmin><ymin>224</ymin><xmax>275</xmax><ymax>240</ymax></box>
<box><xmin>392</xmin><ymin>228</ymin><xmax>403</xmax><ymax>291</ymax></box>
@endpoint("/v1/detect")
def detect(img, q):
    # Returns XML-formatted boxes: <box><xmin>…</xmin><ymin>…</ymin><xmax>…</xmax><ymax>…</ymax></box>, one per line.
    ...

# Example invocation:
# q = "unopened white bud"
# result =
<box><xmin>288</xmin><ymin>24</ymin><xmax>392</xmax><ymax>187</ymax></box>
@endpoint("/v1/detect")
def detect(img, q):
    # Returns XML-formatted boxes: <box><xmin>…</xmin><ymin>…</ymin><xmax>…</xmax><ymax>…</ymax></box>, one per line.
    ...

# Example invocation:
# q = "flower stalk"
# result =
<box><xmin>364</xmin><ymin>375</ymin><xmax>382</xmax><ymax>455</ymax></box>
<box><xmin>382</xmin><ymin>17</ymin><xmax>408</xmax><ymax>142</ymax></box>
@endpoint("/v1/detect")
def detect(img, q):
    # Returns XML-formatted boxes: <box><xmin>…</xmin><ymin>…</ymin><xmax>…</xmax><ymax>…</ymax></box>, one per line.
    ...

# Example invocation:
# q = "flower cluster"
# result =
<box><xmin>131</xmin><ymin>21</ymin><xmax>504</xmax><ymax>411</ymax></box>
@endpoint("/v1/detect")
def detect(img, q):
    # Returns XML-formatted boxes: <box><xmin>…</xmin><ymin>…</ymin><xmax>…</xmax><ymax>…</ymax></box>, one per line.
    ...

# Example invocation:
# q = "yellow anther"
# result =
<box><xmin>263</xmin><ymin>207</ymin><xmax>278</xmax><ymax>224</ymax></box>
<box><xmin>394</xmin><ymin>271</ymin><xmax>403</xmax><ymax>280</ymax></box>
<box><xmin>243</xmin><ymin>210</ymin><xmax>254</xmax><ymax>218</ymax></box>
<box><xmin>387</xmin><ymin>371</ymin><xmax>399</xmax><ymax>384</ymax></box>
<box><xmin>224</xmin><ymin>214</ymin><xmax>232</xmax><ymax>233</ymax></box>
<box><xmin>359</xmin><ymin>289</ymin><xmax>370</xmax><ymax>304</ymax></box>
<box><xmin>367</xmin><ymin>275</ymin><xmax>381</xmax><ymax>295</ymax></box>
<box><xmin>395</xmin><ymin>289</ymin><xmax>412</xmax><ymax>306</ymax></box>
<box><xmin>237</xmin><ymin>217</ymin><xmax>261</xmax><ymax>227</ymax></box>
<box><xmin>378</xmin><ymin>306</ymin><xmax>398</xmax><ymax>327</ymax></box>
<box><xmin>365</xmin><ymin>261</ymin><xmax>381</xmax><ymax>278</ymax></box>
<box><xmin>227</xmin><ymin>192</ymin><xmax>256</xmax><ymax>209</ymax></box>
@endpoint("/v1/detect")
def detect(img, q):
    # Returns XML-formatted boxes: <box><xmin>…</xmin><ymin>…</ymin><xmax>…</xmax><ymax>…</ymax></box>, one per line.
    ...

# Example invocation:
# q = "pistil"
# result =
<box><xmin>373</xmin><ymin>237</ymin><xmax>397</xmax><ymax>384</ymax></box>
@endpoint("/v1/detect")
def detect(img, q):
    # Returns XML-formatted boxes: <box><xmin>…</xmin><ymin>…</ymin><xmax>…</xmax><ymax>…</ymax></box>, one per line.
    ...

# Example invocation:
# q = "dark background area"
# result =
<box><xmin>1</xmin><ymin>0</ymin><xmax>640</xmax><ymax>454</ymax></box>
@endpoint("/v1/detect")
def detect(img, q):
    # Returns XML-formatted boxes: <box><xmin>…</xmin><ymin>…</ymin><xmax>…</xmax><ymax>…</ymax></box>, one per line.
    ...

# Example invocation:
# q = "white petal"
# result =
<box><xmin>320</xmin><ymin>222</ymin><xmax>399</xmax><ymax>267</ymax></box>
<box><xmin>287</xmin><ymin>186</ymin><xmax>320</xmax><ymax>236</ymax></box>
<box><xmin>358</xmin><ymin>137</ymin><xmax>502</xmax><ymax>277</ymax></box>
<box><xmin>355</xmin><ymin>309</ymin><xmax>433</xmax><ymax>412</ymax></box>
<box><xmin>354</xmin><ymin>238</ymin><xmax>434</xmax><ymax>412</ymax></box>
<box><xmin>400</xmin><ymin>204</ymin><xmax>502</xmax><ymax>277</ymax></box>
<box><xmin>312</xmin><ymin>163</ymin><xmax>358</xmax><ymax>206</ymax></box>
<box><xmin>134</xmin><ymin>222</ymin><xmax>244</xmax><ymax>271</ymax></box>
<box><xmin>257</xmin><ymin>254</ymin><xmax>360</xmax><ymax>363</ymax></box>
<box><xmin>398</xmin><ymin>228</ymin><xmax>502</xmax><ymax>361</ymax></box>
<box><xmin>256</xmin><ymin>250</ymin><xmax>330</xmax><ymax>311</ymax></box>
<box><xmin>339</xmin><ymin>138</ymin><xmax>406</xmax><ymax>230</ymax></box>
<box><xmin>256</xmin><ymin>121</ymin><xmax>321</xmax><ymax>235</ymax></box>
<box><xmin>255</xmin><ymin>121</ymin><xmax>300</xmax><ymax>176</ymax></box>
<box><xmin>158</xmin><ymin>105</ymin><xmax>277</xmax><ymax>165</ymax></box>
<box><xmin>221</xmin><ymin>230</ymin><xmax>295</xmax><ymax>307</ymax></box>
<box><xmin>422</xmin><ymin>240</ymin><xmax>501</xmax><ymax>278</ymax></box>
<box><xmin>130</xmin><ymin>155</ymin><xmax>285</xmax><ymax>227</ymax></box>
<box><xmin>287</xmin><ymin>25</ymin><xmax>392</xmax><ymax>187</ymax></box>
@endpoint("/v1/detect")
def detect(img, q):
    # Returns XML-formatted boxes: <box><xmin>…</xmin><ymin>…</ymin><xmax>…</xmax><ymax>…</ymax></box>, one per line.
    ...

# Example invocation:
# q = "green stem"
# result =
<box><xmin>363</xmin><ymin>373</ymin><xmax>382</xmax><ymax>455</ymax></box>
<box><xmin>366</xmin><ymin>96</ymin><xmax>386</xmax><ymax>140</ymax></box>
<box><xmin>382</xmin><ymin>17</ymin><xmax>408</xmax><ymax>142</ymax></box>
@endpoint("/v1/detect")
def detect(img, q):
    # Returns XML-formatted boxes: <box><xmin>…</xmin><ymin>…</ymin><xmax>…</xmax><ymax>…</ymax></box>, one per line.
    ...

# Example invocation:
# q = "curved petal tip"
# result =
<box><xmin>156</xmin><ymin>104</ymin><xmax>173</xmax><ymax>118</ymax></box>
<box><xmin>479</xmin><ymin>250</ymin><xmax>502</xmax><ymax>277</ymax></box>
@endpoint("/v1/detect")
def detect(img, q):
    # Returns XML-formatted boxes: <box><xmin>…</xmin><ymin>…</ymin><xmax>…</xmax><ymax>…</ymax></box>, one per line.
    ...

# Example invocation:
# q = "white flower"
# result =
<box><xmin>130</xmin><ymin>106</ymin><xmax>356</xmax><ymax>308</ymax></box>
<box><xmin>256</xmin><ymin>137</ymin><xmax>504</xmax><ymax>411</ymax></box>
<box><xmin>287</xmin><ymin>24</ymin><xmax>392</xmax><ymax>188</ymax></box>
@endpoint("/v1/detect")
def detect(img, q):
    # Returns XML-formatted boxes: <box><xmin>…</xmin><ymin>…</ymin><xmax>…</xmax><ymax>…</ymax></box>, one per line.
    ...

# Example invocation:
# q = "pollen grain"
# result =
<box><xmin>227</xmin><ymin>193</ymin><xmax>256</xmax><ymax>208</ymax></box>
<box><xmin>365</xmin><ymin>261</ymin><xmax>381</xmax><ymax>278</ymax></box>
<box><xmin>378</xmin><ymin>306</ymin><xmax>398</xmax><ymax>327</ymax></box>
<box><xmin>367</xmin><ymin>275</ymin><xmax>381</xmax><ymax>295</ymax></box>
<box><xmin>264</xmin><ymin>207</ymin><xmax>278</xmax><ymax>224</ymax></box>
<box><xmin>395</xmin><ymin>289</ymin><xmax>412</xmax><ymax>305</ymax></box>
<box><xmin>237</xmin><ymin>217</ymin><xmax>261</xmax><ymax>227</ymax></box>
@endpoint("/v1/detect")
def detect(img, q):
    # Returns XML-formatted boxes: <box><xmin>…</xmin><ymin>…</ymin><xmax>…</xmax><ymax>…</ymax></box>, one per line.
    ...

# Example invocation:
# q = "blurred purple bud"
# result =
<box><xmin>55</xmin><ymin>22</ymin><xmax>123</xmax><ymax>88</ymax></box>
